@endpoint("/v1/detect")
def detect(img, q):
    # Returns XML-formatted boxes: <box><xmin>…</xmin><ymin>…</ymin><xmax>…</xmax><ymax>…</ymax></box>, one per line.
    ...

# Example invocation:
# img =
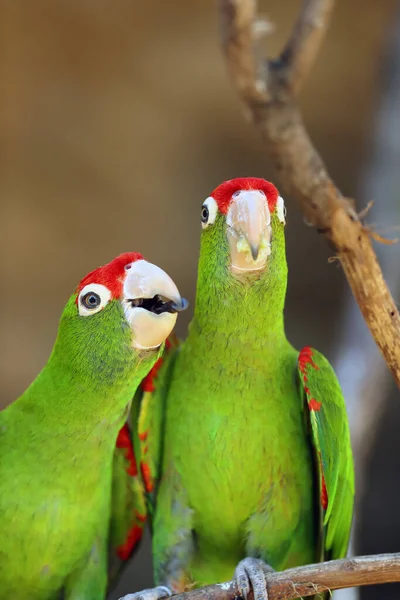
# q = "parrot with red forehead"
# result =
<box><xmin>0</xmin><ymin>252</ymin><xmax>186</xmax><ymax>599</ymax></box>
<box><xmin>120</xmin><ymin>178</ymin><xmax>354</xmax><ymax>600</ymax></box>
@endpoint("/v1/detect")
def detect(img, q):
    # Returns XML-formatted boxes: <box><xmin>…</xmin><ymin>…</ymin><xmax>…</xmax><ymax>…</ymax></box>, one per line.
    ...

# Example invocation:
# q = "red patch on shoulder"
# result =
<box><xmin>116</xmin><ymin>425</ymin><xmax>138</xmax><ymax>477</ymax></box>
<box><xmin>116</xmin><ymin>525</ymin><xmax>143</xmax><ymax>561</ymax></box>
<box><xmin>298</xmin><ymin>346</ymin><xmax>319</xmax><ymax>373</ymax></box>
<box><xmin>141</xmin><ymin>357</ymin><xmax>163</xmax><ymax>392</ymax></box>
<box><xmin>299</xmin><ymin>347</ymin><xmax>322</xmax><ymax>411</ymax></box>
<box><xmin>321</xmin><ymin>472</ymin><xmax>328</xmax><ymax>510</ymax></box>
<box><xmin>140</xmin><ymin>461</ymin><xmax>154</xmax><ymax>493</ymax></box>
<box><xmin>308</xmin><ymin>398</ymin><xmax>322</xmax><ymax>411</ymax></box>
<box><xmin>115</xmin><ymin>426</ymin><xmax>146</xmax><ymax>561</ymax></box>
<box><xmin>141</xmin><ymin>334</ymin><xmax>176</xmax><ymax>392</ymax></box>
<box><xmin>318</xmin><ymin>452</ymin><xmax>329</xmax><ymax>510</ymax></box>
<box><xmin>138</xmin><ymin>430</ymin><xmax>148</xmax><ymax>441</ymax></box>
<box><xmin>210</xmin><ymin>177</ymin><xmax>279</xmax><ymax>214</ymax></box>
<box><xmin>301</xmin><ymin>351</ymin><xmax>329</xmax><ymax>511</ymax></box>
<box><xmin>75</xmin><ymin>252</ymin><xmax>143</xmax><ymax>302</ymax></box>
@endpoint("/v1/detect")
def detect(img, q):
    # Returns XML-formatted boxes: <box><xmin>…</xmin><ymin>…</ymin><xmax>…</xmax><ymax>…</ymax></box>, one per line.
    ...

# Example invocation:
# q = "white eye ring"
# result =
<box><xmin>201</xmin><ymin>196</ymin><xmax>218</xmax><ymax>229</ymax></box>
<box><xmin>78</xmin><ymin>283</ymin><xmax>112</xmax><ymax>317</ymax></box>
<box><xmin>276</xmin><ymin>196</ymin><xmax>286</xmax><ymax>224</ymax></box>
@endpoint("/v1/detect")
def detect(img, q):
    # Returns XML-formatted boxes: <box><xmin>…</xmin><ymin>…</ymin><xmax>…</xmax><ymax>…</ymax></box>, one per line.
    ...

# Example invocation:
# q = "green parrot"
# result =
<box><xmin>0</xmin><ymin>252</ymin><xmax>187</xmax><ymax>600</ymax></box>
<box><xmin>120</xmin><ymin>178</ymin><xmax>355</xmax><ymax>600</ymax></box>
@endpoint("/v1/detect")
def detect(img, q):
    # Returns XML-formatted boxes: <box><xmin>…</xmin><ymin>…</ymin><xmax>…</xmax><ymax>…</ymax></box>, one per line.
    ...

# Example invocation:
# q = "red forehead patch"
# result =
<box><xmin>75</xmin><ymin>252</ymin><xmax>143</xmax><ymax>301</ymax></box>
<box><xmin>210</xmin><ymin>177</ymin><xmax>279</xmax><ymax>214</ymax></box>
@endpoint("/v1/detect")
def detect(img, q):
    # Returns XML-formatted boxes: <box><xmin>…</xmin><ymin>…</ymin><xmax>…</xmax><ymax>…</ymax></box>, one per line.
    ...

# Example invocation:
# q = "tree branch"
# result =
<box><xmin>280</xmin><ymin>0</ymin><xmax>335</xmax><ymax>94</ymax></box>
<box><xmin>217</xmin><ymin>0</ymin><xmax>400</xmax><ymax>388</ymax></box>
<box><xmin>173</xmin><ymin>554</ymin><xmax>400</xmax><ymax>600</ymax></box>
<box><xmin>219</xmin><ymin>0</ymin><xmax>270</xmax><ymax>104</ymax></box>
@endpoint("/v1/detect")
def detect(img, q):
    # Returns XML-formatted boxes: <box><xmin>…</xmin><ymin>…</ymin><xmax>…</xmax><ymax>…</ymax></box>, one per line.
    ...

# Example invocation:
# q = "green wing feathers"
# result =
<box><xmin>132</xmin><ymin>335</ymin><xmax>180</xmax><ymax>516</ymax></box>
<box><xmin>109</xmin><ymin>335</ymin><xmax>178</xmax><ymax>580</ymax></box>
<box><xmin>108</xmin><ymin>424</ymin><xmax>147</xmax><ymax>582</ymax></box>
<box><xmin>298</xmin><ymin>347</ymin><xmax>355</xmax><ymax>560</ymax></box>
<box><xmin>108</xmin><ymin>335</ymin><xmax>180</xmax><ymax>580</ymax></box>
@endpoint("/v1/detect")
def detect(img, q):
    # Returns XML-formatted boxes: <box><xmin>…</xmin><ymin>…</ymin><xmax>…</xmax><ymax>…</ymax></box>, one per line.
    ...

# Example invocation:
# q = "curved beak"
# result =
<box><xmin>122</xmin><ymin>260</ymin><xmax>187</xmax><ymax>350</ymax></box>
<box><xmin>226</xmin><ymin>190</ymin><xmax>272</xmax><ymax>273</ymax></box>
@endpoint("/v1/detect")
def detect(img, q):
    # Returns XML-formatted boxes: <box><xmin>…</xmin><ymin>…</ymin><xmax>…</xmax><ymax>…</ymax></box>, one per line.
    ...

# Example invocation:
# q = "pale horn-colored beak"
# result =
<box><xmin>226</xmin><ymin>190</ymin><xmax>272</xmax><ymax>273</ymax></box>
<box><xmin>122</xmin><ymin>260</ymin><xmax>187</xmax><ymax>350</ymax></box>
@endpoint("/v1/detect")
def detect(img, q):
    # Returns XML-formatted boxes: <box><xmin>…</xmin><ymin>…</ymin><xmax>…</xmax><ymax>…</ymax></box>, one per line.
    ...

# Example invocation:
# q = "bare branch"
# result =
<box><xmin>173</xmin><ymin>554</ymin><xmax>400</xmax><ymax>600</ymax></box>
<box><xmin>218</xmin><ymin>0</ymin><xmax>270</xmax><ymax>104</ymax></box>
<box><xmin>280</xmin><ymin>0</ymin><xmax>335</xmax><ymax>94</ymax></box>
<box><xmin>217</xmin><ymin>0</ymin><xmax>400</xmax><ymax>388</ymax></box>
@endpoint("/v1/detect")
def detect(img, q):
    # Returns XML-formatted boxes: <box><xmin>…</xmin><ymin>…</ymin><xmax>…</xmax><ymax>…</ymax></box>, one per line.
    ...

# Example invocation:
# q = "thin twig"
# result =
<box><xmin>280</xmin><ymin>0</ymin><xmax>335</xmax><ymax>94</ymax></box>
<box><xmin>219</xmin><ymin>0</ymin><xmax>269</xmax><ymax>104</ymax></box>
<box><xmin>173</xmin><ymin>554</ymin><xmax>400</xmax><ymax>600</ymax></box>
<box><xmin>217</xmin><ymin>0</ymin><xmax>400</xmax><ymax>388</ymax></box>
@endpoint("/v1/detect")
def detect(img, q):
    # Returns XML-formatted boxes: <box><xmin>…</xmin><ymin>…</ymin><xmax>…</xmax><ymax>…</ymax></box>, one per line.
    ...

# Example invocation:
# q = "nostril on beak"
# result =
<box><xmin>250</xmin><ymin>243</ymin><xmax>260</xmax><ymax>261</ymax></box>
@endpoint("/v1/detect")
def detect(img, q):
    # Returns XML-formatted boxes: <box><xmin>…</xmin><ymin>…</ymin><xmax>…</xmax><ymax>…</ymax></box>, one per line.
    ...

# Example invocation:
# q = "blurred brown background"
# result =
<box><xmin>1</xmin><ymin>1</ymin><xmax>400</xmax><ymax>598</ymax></box>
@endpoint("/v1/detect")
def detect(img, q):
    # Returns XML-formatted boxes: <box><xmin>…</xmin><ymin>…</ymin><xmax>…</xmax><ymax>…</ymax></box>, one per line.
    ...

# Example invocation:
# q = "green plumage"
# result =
<box><xmin>0</xmin><ymin>264</ymin><xmax>163</xmax><ymax>599</ymax></box>
<box><xmin>132</xmin><ymin>180</ymin><xmax>355</xmax><ymax>595</ymax></box>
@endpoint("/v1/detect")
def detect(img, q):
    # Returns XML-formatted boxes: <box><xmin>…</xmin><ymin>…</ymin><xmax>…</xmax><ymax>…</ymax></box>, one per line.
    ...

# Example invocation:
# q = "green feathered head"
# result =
<box><xmin>54</xmin><ymin>252</ymin><xmax>186</xmax><ymax>385</ymax></box>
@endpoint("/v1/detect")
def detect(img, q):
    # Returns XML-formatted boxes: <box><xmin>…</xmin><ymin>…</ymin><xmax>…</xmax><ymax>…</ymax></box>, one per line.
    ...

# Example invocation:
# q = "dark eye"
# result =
<box><xmin>201</xmin><ymin>196</ymin><xmax>218</xmax><ymax>229</ymax></box>
<box><xmin>201</xmin><ymin>205</ymin><xmax>209</xmax><ymax>223</ymax></box>
<box><xmin>81</xmin><ymin>292</ymin><xmax>101</xmax><ymax>310</ymax></box>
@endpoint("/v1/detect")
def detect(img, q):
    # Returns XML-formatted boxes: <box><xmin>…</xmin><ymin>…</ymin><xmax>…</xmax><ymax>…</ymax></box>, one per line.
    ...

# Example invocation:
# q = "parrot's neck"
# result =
<box><xmin>192</xmin><ymin>247</ymin><xmax>290</xmax><ymax>358</ymax></box>
<box><xmin>14</xmin><ymin>341</ymin><xmax>155</xmax><ymax>443</ymax></box>
<box><xmin>3</xmin><ymin>345</ymin><xmax>156</xmax><ymax>483</ymax></box>
<box><xmin>192</xmin><ymin>284</ymin><xmax>287</xmax><ymax>353</ymax></box>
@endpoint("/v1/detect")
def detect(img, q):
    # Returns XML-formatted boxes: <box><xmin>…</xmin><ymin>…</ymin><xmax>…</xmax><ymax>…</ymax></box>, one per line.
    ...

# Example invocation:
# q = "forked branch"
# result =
<box><xmin>217</xmin><ymin>0</ymin><xmax>400</xmax><ymax>388</ymax></box>
<box><xmin>173</xmin><ymin>554</ymin><xmax>400</xmax><ymax>600</ymax></box>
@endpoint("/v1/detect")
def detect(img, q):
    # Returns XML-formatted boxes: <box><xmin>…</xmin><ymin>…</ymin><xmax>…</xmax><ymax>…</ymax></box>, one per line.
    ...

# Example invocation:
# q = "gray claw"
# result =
<box><xmin>119</xmin><ymin>586</ymin><xmax>172</xmax><ymax>600</ymax></box>
<box><xmin>234</xmin><ymin>557</ymin><xmax>274</xmax><ymax>600</ymax></box>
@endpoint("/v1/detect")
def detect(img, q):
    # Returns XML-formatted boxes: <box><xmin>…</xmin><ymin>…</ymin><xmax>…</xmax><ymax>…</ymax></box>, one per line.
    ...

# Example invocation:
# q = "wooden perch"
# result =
<box><xmin>173</xmin><ymin>553</ymin><xmax>400</xmax><ymax>600</ymax></box>
<box><xmin>217</xmin><ymin>0</ymin><xmax>400</xmax><ymax>388</ymax></box>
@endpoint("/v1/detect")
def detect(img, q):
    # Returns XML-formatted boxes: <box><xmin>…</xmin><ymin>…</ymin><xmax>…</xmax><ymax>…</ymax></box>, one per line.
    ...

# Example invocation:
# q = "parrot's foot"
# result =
<box><xmin>119</xmin><ymin>586</ymin><xmax>172</xmax><ymax>600</ymax></box>
<box><xmin>234</xmin><ymin>557</ymin><xmax>274</xmax><ymax>600</ymax></box>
